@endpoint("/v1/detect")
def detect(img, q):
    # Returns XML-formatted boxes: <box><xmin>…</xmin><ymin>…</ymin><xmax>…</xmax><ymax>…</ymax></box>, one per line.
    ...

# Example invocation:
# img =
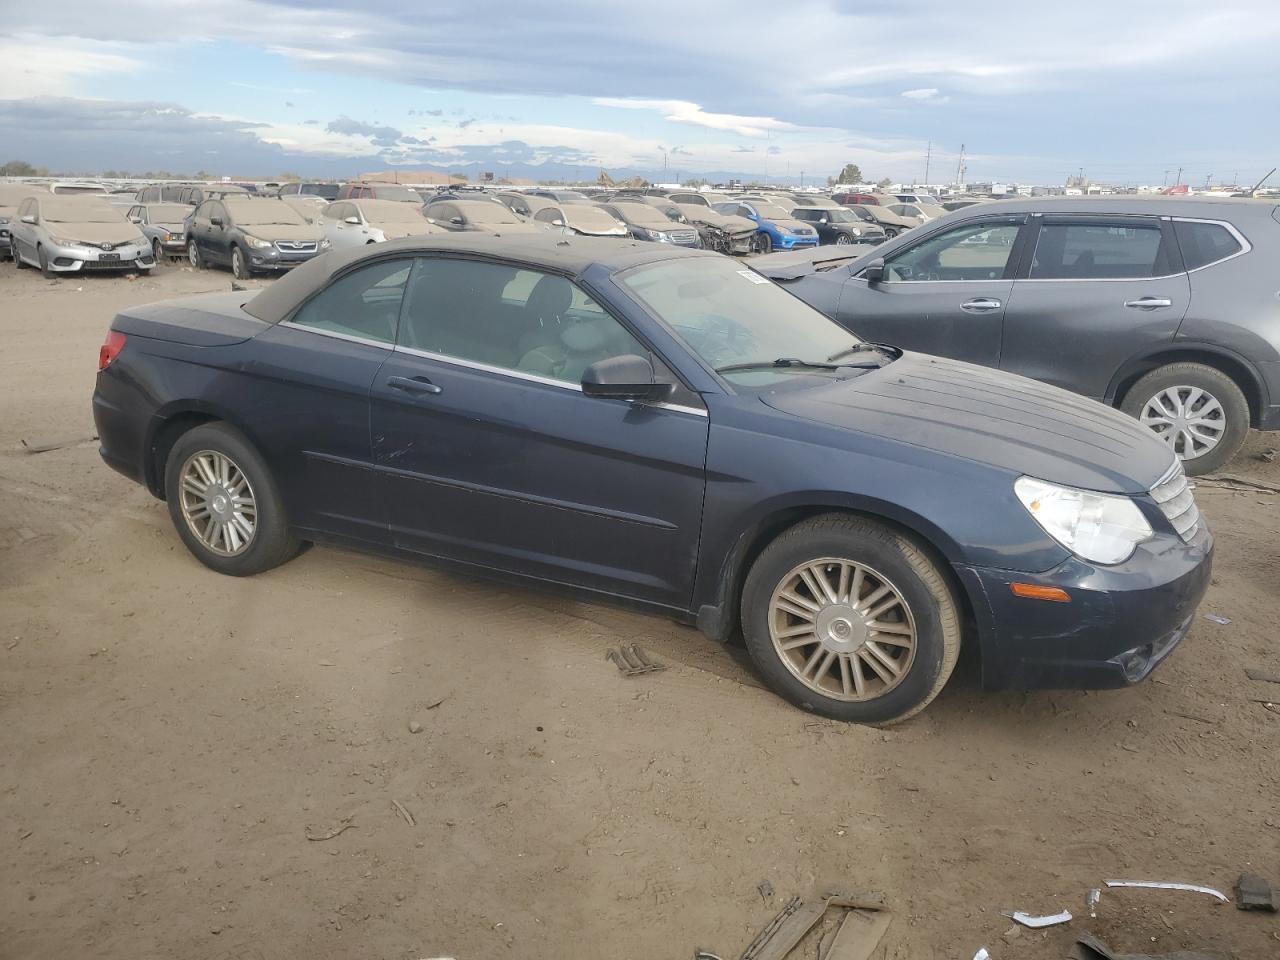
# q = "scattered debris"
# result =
<box><xmin>19</xmin><ymin>434</ymin><xmax>98</xmax><ymax>454</ymax></box>
<box><xmin>1259</xmin><ymin>448</ymin><xmax>1278</xmax><ymax>464</ymax></box>
<box><xmin>1002</xmin><ymin>908</ymin><xmax>1072</xmax><ymax>928</ymax></box>
<box><xmin>1199</xmin><ymin>475</ymin><xmax>1280</xmax><ymax>494</ymax></box>
<box><xmin>1234</xmin><ymin>873</ymin><xmax>1276</xmax><ymax>912</ymax></box>
<box><xmin>972</xmin><ymin>950</ymin><xmax>991</xmax><ymax>960</ymax></box>
<box><xmin>425</xmin><ymin>696</ymin><xmax>447</xmax><ymax>710</ymax></box>
<box><xmin>408</xmin><ymin>720</ymin><xmax>423</xmax><ymax>734</ymax></box>
<box><xmin>757</xmin><ymin>879</ymin><xmax>774</xmax><ymax>903</ymax></box>
<box><xmin>740</xmin><ymin>895</ymin><xmax>802</xmax><ymax>960</ymax></box>
<box><xmin>304</xmin><ymin>816</ymin><xmax>355</xmax><ymax>841</ymax></box>
<box><xmin>318</xmin><ymin>659</ymin><xmax>336</xmax><ymax>667</ymax></box>
<box><xmin>1087</xmin><ymin>888</ymin><xmax>1101</xmax><ymax>918</ymax></box>
<box><xmin>694</xmin><ymin>951</ymin><xmax>725</xmax><ymax>960</ymax></box>
<box><xmin>1103</xmin><ymin>879</ymin><xmax>1229</xmax><ymax>902</ymax></box>
<box><xmin>1069</xmin><ymin>931</ymin><xmax>1231</xmax><ymax>960</ymax></box>
<box><xmin>606</xmin><ymin>644</ymin><xmax>665</xmax><ymax>677</ymax></box>
<box><xmin>821</xmin><ymin>903</ymin><xmax>891</xmax><ymax>960</ymax></box>
<box><xmin>391</xmin><ymin>799</ymin><xmax>416</xmax><ymax>827</ymax></box>
<box><xmin>1202</xmin><ymin>613</ymin><xmax>1231</xmax><ymax>625</ymax></box>
<box><xmin>738</xmin><ymin>889</ymin><xmax>888</xmax><ymax>960</ymax></box>
<box><xmin>1245</xmin><ymin>668</ymin><xmax>1280</xmax><ymax>685</ymax></box>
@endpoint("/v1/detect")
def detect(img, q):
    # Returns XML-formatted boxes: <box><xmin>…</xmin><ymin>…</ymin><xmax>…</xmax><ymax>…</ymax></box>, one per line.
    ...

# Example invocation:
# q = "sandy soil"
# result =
<box><xmin>1</xmin><ymin>261</ymin><xmax>1278</xmax><ymax>960</ymax></box>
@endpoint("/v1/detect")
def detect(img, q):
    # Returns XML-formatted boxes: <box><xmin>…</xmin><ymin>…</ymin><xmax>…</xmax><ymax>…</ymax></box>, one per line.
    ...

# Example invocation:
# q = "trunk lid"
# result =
<box><xmin>761</xmin><ymin>352</ymin><xmax>1174</xmax><ymax>493</ymax></box>
<box><xmin>111</xmin><ymin>291</ymin><xmax>268</xmax><ymax>347</ymax></box>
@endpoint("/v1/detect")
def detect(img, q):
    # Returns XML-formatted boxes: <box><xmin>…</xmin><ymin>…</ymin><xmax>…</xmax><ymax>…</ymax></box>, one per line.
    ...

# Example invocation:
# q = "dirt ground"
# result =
<box><xmin>2</xmin><ymin>261</ymin><xmax>1278</xmax><ymax>960</ymax></box>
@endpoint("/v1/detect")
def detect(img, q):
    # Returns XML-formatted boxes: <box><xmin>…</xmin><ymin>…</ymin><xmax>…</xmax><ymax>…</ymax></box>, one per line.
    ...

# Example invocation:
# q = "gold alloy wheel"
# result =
<box><xmin>768</xmin><ymin>557</ymin><xmax>918</xmax><ymax>701</ymax></box>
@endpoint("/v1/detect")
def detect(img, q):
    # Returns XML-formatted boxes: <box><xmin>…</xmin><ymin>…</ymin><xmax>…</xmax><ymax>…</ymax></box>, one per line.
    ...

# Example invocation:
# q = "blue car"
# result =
<box><xmin>92</xmin><ymin>235</ymin><xmax>1210</xmax><ymax>724</ymax></box>
<box><xmin>713</xmin><ymin>199</ymin><xmax>819</xmax><ymax>253</ymax></box>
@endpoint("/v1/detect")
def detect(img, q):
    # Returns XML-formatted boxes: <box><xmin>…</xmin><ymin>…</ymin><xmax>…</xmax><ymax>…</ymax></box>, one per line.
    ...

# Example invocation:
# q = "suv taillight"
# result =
<box><xmin>99</xmin><ymin>330</ymin><xmax>126</xmax><ymax>370</ymax></box>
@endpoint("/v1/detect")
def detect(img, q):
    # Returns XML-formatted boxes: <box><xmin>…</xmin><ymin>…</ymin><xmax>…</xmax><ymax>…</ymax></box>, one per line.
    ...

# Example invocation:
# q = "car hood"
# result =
<box><xmin>46</xmin><ymin>222</ymin><xmax>145</xmax><ymax>244</ymax></box>
<box><xmin>760</xmin><ymin>352</ymin><xmax>1174</xmax><ymax>494</ymax></box>
<box><xmin>751</xmin><ymin>246</ymin><xmax>874</xmax><ymax>280</ymax></box>
<box><xmin>239</xmin><ymin>223</ymin><xmax>323</xmax><ymax>241</ymax></box>
<box><xmin>676</xmin><ymin>206</ymin><xmax>757</xmax><ymax>235</ymax></box>
<box><xmin>374</xmin><ymin>222</ymin><xmax>447</xmax><ymax>239</ymax></box>
<box><xmin>769</xmin><ymin>217</ymin><xmax>815</xmax><ymax>234</ymax></box>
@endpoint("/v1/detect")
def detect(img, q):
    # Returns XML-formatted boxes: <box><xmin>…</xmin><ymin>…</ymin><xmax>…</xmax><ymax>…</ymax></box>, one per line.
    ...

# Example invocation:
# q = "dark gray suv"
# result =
<box><xmin>760</xmin><ymin>198</ymin><xmax>1280</xmax><ymax>474</ymax></box>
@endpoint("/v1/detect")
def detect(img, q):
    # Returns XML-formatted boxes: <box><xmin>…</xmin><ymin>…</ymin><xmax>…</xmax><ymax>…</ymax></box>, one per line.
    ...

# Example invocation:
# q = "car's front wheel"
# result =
<box><xmin>1120</xmin><ymin>362</ymin><xmax>1249</xmax><ymax>475</ymax></box>
<box><xmin>741</xmin><ymin>515</ymin><xmax>961</xmax><ymax>724</ymax></box>
<box><xmin>152</xmin><ymin>238</ymin><xmax>164</xmax><ymax>264</ymax></box>
<box><xmin>38</xmin><ymin>245</ymin><xmax>54</xmax><ymax>278</ymax></box>
<box><xmin>188</xmin><ymin>239</ymin><xmax>204</xmax><ymax>269</ymax></box>
<box><xmin>883</xmin><ymin>227</ymin><xmax>899</xmax><ymax>239</ymax></box>
<box><xmin>231</xmin><ymin>246</ymin><xmax>251</xmax><ymax>280</ymax></box>
<box><xmin>835</xmin><ymin>233</ymin><xmax>853</xmax><ymax>245</ymax></box>
<box><xmin>755</xmin><ymin>233</ymin><xmax>773</xmax><ymax>255</ymax></box>
<box><xmin>164</xmin><ymin>422</ymin><xmax>301</xmax><ymax>576</ymax></box>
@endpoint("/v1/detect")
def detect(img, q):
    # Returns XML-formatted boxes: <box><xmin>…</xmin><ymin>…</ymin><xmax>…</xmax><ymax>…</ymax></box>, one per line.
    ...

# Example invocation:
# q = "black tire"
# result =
<box><xmin>835</xmin><ymin>233</ymin><xmax>853</xmax><ymax>245</ymax></box>
<box><xmin>1119</xmin><ymin>362</ymin><xmax>1249</xmax><ymax>476</ymax></box>
<box><xmin>883</xmin><ymin>227</ymin><xmax>899</xmax><ymax>239</ymax></box>
<box><xmin>13</xmin><ymin>245</ymin><xmax>25</xmax><ymax>270</ymax></box>
<box><xmin>163</xmin><ymin>422</ymin><xmax>301</xmax><ymax>576</ymax></box>
<box><xmin>741</xmin><ymin>514</ymin><xmax>961</xmax><ymax>725</ymax></box>
<box><xmin>38</xmin><ymin>245</ymin><xmax>54</xmax><ymax>279</ymax></box>
<box><xmin>231</xmin><ymin>245</ymin><xmax>251</xmax><ymax>280</ymax></box>
<box><xmin>188</xmin><ymin>239</ymin><xmax>205</xmax><ymax>269</ymax></box>
<box><xmin>756</xmin><ymin>232</ymin><xmax>773</xmax><ymax>255</ymax></box>
<box><xmin>152</xmin><ymin>238</ymin><xmax>164</xmax><ymax>264</ymax></box>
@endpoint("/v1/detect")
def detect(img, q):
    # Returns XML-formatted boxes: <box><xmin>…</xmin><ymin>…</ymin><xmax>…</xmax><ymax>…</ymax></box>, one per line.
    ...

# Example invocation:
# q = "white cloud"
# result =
<box><xmin>0</xmin><ymin>36</ymin><xmax>145</xmax><ymax>99</ymax></box>
<box><xmin>591</xmin><ymin>97</ymin><xmax>796</xmax><ymax>137</ymax></box>
<box><xmin>901</xmin><ymin>88</ymin><xmax>940</xmax><ymax>100</ymax></box>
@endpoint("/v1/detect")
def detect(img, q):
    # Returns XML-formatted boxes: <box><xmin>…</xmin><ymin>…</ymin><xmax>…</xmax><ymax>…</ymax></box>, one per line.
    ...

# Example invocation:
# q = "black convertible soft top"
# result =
<box><xmin>244</xmin><ymin>233</ymin><xmax>713</xmax><ymax>324</ymax></box>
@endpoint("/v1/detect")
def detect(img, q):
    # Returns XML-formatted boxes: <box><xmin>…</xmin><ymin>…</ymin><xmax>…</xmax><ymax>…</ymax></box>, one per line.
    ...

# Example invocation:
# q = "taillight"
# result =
<box><xmin>99</xmin><ymin>330</ymin><xmax>126</xmax><ymax>370</ymax></box>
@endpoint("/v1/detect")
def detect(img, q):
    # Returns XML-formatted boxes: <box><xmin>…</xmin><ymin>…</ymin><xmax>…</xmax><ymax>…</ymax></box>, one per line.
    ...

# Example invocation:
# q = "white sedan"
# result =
<box><xmin>319</xmin><ymin>199</ymin><xmax>446</xmax><ymax>249</ymax></box>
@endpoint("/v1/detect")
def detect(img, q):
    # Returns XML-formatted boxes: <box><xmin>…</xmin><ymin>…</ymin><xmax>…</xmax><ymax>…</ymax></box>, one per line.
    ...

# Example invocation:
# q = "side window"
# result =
<box><xmin>1030</xmin><ymin>222</ymin><xmax>1171</xmax><ymax>280</ymax></box>
<box><xmin>210</xmin><ymin>201</ymin><xmax>227</xmax><ymax>223</ymax></box>
<box><xmin>1174</xmin><ymin>220</ymin><xmax>1243</xmax><ymax>271</ymax></box>
<box><xmin>884</xmin><ymin>221</ymin><xmax>1021</xmax><ymax>281</ymax></box>
<box><xmin>398</xmin><ymin>259</ymin><xmax>651</xmax><ymax>385</ymax></box>
<box><xmin>430</xmin><ymin>203</ymin><xmax>461</xmax><ymax>224</ymax></box>
<box><xmin>323</xmin><ymin>203</ymin><xmax>345</xmax><ymax>220</ymax></box>
<box><xmin>534</xmin><ymin>208</ymin><xmax>561</xmax><ymax>223</ymax></box>
<box><xmin>290</xmin><ymin>259</ymin><xmax>410</xmax><ymax>343</ymax></box>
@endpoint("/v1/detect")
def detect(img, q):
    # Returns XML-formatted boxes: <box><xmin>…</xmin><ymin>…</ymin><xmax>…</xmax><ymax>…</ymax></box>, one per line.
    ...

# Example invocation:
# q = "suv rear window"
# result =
<box><xmin>1174</xmin><ymin>220</ymin><xmax>1243</xmax><ymax>270</ymax></box>
<box><xmin>1029</xmin><ymin>222</ymin><xmax>1173</xmax><ymax>279</ymax></box>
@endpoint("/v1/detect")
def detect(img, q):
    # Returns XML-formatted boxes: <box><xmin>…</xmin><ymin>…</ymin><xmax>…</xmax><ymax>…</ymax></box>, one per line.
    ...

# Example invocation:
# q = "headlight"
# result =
<box><xmin>243</xmin><ymin>234</ymin><xmax>272</xmax><ymax>249</ymax></box>
<box><xmin>1014</xmin><ymin>477</ymin><xmax>1153</xmax><ymax>565</ymax></box>
<box><xmin>0</xmin><ymin>217</ymin><xmax>9</xmax><ymax>226</ymax></box>
<box><xmin>319</xmin><ymin>238</ymin><xmax>331</xmax><ymax>250</ymax></box>
<box><xmin>652</xmin><ymin>230</ymin><xmax>671</xmax><ymax>242</ymax></box>
<box><xmin>49</xmin><ymin>236</ymin><xmax>75</xmax><ymax>247</ymax></box>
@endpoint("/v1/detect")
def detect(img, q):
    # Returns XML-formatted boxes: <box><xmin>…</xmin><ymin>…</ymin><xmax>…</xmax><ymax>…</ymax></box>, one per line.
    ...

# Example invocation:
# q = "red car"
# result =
<box><xmin>336</xmin><ymin>182</ymin><xmax>423</xmax><ymax>203</ymax></box>
<box><xmin>831</xmin><ymin>192</ymin><xmax>881</xmax><ymax>205</ymax></box>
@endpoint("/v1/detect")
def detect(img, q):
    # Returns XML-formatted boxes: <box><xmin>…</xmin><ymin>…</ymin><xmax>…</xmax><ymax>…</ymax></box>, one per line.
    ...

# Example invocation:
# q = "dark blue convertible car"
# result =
<box><xmin>92</xmin><ymin>235</ymin><xmax>1212</xmax><ymax>723</ymax></box>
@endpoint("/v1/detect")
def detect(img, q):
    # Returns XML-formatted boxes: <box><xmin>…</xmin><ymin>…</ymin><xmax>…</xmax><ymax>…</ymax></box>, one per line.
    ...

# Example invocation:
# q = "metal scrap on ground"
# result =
<box><xmin>1069</xmin><ymin>931</ymin><xmax>1232</xmax><ymax>960</ymax></box>
<box><xmin>1002</xmin><ymin>908</ymin><xmax>1072</xmax><ymax>928</ymax></box>
<box><xmin>1102</xmin><ymin>879</ymin><xmax>1229</xmax><ymax>902</ymax></box>
<box><xmin>737</xmin><ymin>889</ymin><xmax>888</xmax><ymax>960</ymax></box>
<box><xmin>606</xmin><ymin>644</ymin><xmax>665</xmax><ymax>677</ymax></box>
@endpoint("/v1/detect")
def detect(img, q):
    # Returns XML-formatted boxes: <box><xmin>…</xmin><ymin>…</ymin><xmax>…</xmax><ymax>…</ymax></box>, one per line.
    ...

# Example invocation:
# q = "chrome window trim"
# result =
<box><xmin>392</xmin><ymin>344</ymin><xmax>708</xmax><ymax>417</ymax></box>
<box><xmin>1171</xmin><ymin>216</ymin><xmax>1252</xmax><ymax>273</ymax></box>
<box><xmin>278</xmin><ymin>320</ymin><xmax>394</xmax><ymax>351</ymax></box>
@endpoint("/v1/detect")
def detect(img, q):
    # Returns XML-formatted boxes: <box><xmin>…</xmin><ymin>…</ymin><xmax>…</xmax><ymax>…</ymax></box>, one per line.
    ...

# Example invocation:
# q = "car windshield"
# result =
<box><xmin>565</xmin><ymin>206</ymin><xmax>624</xmax><ymax>230</ymax></box>
<box><xmin>456</xmin><ymin>203</ymin><xmax>523</xmax><ymax>224</ymax></box>
<box><xmin>300</xmin><ymin>184</ymin><xmax>340</xmax><ymax>199</ymax></box>
<box><xmin>42</xmin><ymin>198</ymin><xmax>123</xmax><ymax>223</ymax></box>
<box><xmin>370</xmin><ymin>186</ymin><xmax>419</xmax><ymax>202</ymax></box>
<box><xmin>823</xmin><ymin>208</ymin><xmax>857</xmax><ymax>223</ymax></box>
<box><xmin>847</xmin><ymin>205</ymin><xmax>875</xmax><ymax>221</ymax></box>
<box><xmin>361</xmin><ymin>201</ymin><xmax>428</xmax><ymax>223</ymax></box>
<box><xmin>226</xmin><ymin>200</ymin><xmax>307</xmax><ymax>226</ymax></box>
<box><xmin>618</xmin><ymin>257</ymin><xmax>867</xmax><ymax>387</ymax></box>
<box><xmin>750</xmin><ymin>202</ymin><xmax>792</xmax><ymax>220</ymax></box>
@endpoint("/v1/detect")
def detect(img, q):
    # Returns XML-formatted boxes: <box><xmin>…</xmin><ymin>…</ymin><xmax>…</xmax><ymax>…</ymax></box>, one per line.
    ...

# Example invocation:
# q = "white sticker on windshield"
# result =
<box><xmin>737</xmin><ymin>270</ymin><xmax>770</xmax><ymax>284</ymax></box>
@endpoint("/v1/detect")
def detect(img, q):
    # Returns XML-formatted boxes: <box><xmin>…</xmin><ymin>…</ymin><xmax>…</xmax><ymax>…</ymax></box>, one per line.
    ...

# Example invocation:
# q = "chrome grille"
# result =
<box><xmin>1150</xmin><ymin>460</ymin><xmax>1201</xmax><ymax>542</ymax></box>
<box><xmin>274</xmin><ymin>240</ymin><xmax>317</xmax><ymax>252</ymax></box>
<box><xmin>668</xmin><ymin>229</ymin><xmax>698</xmax><ymax>244</ymax></box>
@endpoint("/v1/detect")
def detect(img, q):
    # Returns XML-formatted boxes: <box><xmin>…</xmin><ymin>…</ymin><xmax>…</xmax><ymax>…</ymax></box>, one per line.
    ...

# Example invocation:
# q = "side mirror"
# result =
<box><xmin>552</xmin><ymin>218</ymin><xmax>565</xmax><ymax>227</ymax></box>
<box><xmin>819</xmin><ymin>217</ymin><xmax>828</xmax><ymax>224</ymax></box>
<box><xmin>581</xmin><ymin>355</ymin><xmax>674</xmax><ymax>403</ymax></box>
<box><xmin>21</xmin><ymin>214</ymin><xmax>36</xmax><ymax>225</ymax></box>
<box><xmin>344</xmin><ymin>216</ymin><xmax>360</xmax><ymax>225</ymax></box>
<box><xmin>449</xmin><ymin>216</ymin><xmax>464</xmax><ymax>226</ymax></box>
<box><xmin>211</xmin><ymin>217</ymin><xmax>224</xmax><ymax>228</ymax></box>
<box><xmin>862</xmin><ymin>257</ymin><xmax>886</xmax><ymax>282</ymax></box>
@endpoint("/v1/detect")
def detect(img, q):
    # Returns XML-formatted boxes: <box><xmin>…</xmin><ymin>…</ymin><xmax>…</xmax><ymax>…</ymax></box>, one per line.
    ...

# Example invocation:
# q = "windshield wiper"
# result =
<box><xmin>715</xmin><ymin>357</ymin><xmax>880</xmax><ymax>375</ymax></box>
<box><xmin>826</xmin><ymin>342</ymin><xmax>896</xmax><ymax>362</ymax></box>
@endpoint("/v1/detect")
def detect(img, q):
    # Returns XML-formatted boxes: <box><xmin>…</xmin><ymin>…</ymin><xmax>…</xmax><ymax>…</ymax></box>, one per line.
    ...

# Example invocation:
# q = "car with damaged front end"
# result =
<box><xmin>91</xmin><ymin>235</ymin><xmax>1211</xmax><ymax>724</ymax></box>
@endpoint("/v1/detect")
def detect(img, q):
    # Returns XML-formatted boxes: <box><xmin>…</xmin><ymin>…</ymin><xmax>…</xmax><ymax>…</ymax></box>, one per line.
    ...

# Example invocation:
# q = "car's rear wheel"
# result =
<box><xmin>231</xmin><ymin>246</ymin><xmax>251</xmax><ymax>280</ymax></box>
<box><xmin>741</xmin><ymin>514</ymin><xmax>960</xmax><ymax>724</ymax></box>
<box><xmin>188</xmin><ymin>239</ymin><xmax>204</xmax><ymax>269</ymax></box>
<box><xmin>152</xmin><ymin>238</ymin><xmax>164</xmax><ymax>264</ymax></box>
<box><xmin>883</xmin><ymin>227</ymin><xmax>899</xmax><ymax>239</ymax></box>
<box><xmin>37</xmin><ymin>245</ymin><xmax>54</xmax><ymax>278</ymax></box>
<box><xmin>1120</xmin><ymin>362</ymin><xmax>1249</xmax><ymax>476</ymax></box>
<box><xmin>164</xmin><ymin>422</ymin><xmax>301</xmax><ymax>576</ymax></box>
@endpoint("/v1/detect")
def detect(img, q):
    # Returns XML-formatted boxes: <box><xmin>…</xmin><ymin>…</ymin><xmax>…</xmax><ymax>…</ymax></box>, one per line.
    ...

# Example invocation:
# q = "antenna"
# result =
<box><xmin>924</xmin><ymin>141</ymin><xmax>932</xmax><ymax>185</ymax></box>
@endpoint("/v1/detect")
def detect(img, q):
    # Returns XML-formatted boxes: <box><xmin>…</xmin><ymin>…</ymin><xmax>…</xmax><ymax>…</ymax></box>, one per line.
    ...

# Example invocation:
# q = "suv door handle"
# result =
<box><xmin>387</xmin><ymin>375</ymin><xmax>443</xmax><ymax>396</ymax></box>
<box><xmin>961</xmin><ymin>297</ymin><xmax>1002</xmax><ymax>312</ymax></box>
<box><xmin>1124</xmin><ymin>297</ymin><xmax>1173</xmax><ymax>309</ymax></box>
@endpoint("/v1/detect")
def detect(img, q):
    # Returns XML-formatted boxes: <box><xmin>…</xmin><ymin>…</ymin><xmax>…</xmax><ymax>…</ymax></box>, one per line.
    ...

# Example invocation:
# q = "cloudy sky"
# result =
<box><xmin>2</xmin><ymin>0</ymin><xmax>1277</xmax><ymax>185</ymax></box>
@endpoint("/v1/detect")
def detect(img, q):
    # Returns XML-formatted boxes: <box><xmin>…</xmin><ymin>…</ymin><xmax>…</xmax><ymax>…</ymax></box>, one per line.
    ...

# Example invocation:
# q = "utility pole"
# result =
<box><xmin>800</xmin><ymin>170</ymin><xmax>805</xmax><ymax>188</ymax></box>
<box><xmin>1163</xmin><ymin>170</ymin><xmax>1169</xmax><ymax>187</ymax></box>
<box><xmin>1175</xmin><ymin>166</ymin><xmax>1183</xmax><ymax>187</ymax></box>
<box><xmin>955</xmin><ymin>144</ymin><xmax>965</xmax><ymax>186</ymax></box>
<box><xmin>924</xmin><ymin>141</ymin><xmax>932</xmax><ymax>186</ymax></box>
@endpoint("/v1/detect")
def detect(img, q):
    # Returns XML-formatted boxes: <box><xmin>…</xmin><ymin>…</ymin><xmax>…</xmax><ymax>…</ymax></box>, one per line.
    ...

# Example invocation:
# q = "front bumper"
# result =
<box><xmin>247</xmin><ymin>244</ymin><xmax>323</xmax><ymax>270</ymax></box>
<box><xmin>46</xmin><ymin>241</ymin><xmax>153</xmax><ymax>272</ymax></box>
<box><xmin>775</xmin><ymin>233</ymin><xmax>819</xmax><ymax>250</ymax></box>
<box><xmin>958</xmin><ymin>527</ymin><xmax>1213</xmax><ymax>689</ymax></box>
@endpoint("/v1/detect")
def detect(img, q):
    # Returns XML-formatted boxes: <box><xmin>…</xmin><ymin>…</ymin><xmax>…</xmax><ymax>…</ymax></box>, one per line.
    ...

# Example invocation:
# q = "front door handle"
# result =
<box><xmin>1124</xmin><ymin>297</ymin><xmax>1173</xmax><ymax>309</ymax></box>
<box><xmin>387</xmin><ymin>375</ymin><xmax>443</xmax><ymax>396</ymax></box>
<box><xmin>961</xmin><ymin>297</ymin><xmax>1002</xmax><ymax>312</ymax></box>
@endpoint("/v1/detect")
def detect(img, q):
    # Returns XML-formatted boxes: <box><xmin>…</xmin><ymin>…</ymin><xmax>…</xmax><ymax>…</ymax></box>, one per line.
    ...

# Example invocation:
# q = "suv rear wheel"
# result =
<box><xmin>1121</xmin><ymin>362</ymin><xmax>1249</xmax><ymax>475</ymax></box>
<box><xmin>741</xmin><ymin>514</ymin><xmax>961</xmax><ymax>724</ymax></box>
